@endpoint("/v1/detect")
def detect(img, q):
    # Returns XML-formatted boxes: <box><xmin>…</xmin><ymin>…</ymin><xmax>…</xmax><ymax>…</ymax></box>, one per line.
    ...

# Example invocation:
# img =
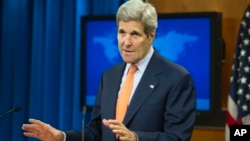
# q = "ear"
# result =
<box><xmin>148</xmin><ymin>30</ymin><xmax>156</xmax><ymax>44</ymax></box>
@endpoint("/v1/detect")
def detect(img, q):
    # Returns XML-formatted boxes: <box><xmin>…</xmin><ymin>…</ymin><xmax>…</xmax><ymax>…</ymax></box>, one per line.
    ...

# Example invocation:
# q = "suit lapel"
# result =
<box><xmin>123</xmin><ymin>52</ymin><xmax>162</xmax><ymax>125</ymax></box>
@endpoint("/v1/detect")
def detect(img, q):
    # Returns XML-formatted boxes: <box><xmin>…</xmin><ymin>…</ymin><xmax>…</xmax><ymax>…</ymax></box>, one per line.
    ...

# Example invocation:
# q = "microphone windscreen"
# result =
<box><xmin>13</xmin><ymin>106</ymin><xmax>21</xmax><ymax>112</ymax></box>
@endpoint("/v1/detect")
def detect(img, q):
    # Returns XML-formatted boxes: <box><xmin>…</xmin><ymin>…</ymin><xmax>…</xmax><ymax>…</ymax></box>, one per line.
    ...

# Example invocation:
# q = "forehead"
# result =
<box><xmin>118</xmin><ymin>21</ymin><xmax>144</xmax><ymax>31</ymax></box>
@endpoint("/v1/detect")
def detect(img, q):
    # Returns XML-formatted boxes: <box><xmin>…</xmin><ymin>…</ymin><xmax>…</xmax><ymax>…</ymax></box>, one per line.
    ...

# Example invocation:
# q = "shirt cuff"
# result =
<box><xmin>62</xmin><ymin>131</ymin><xmax>66</xmax><ymax>141</ymax></box>
<box><xmin>133</xmin><ymin>132</ymin><xmax>138</xmax><ymax>141</ymax></box>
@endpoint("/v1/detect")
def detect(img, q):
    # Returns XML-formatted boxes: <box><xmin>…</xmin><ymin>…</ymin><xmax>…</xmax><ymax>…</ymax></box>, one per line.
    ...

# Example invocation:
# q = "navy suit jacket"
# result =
<box><xmin>66</xmin><ymin>51</ymin><xmax>196</xmax><ymax>141</ymax></box>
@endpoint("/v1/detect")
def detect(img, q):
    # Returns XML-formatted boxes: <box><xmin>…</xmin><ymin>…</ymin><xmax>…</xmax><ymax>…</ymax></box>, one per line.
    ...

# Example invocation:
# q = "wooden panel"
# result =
<box><xmin>150</xmin><ymin>0</ymin><xmax>247</xmax><ymax>16</ymax></box>
<box><xmin>191</xmin><ymin>128</ymin><xmax>225</xmax><ymax>141</ymax></box>
<box><xmin>216</xmin><ymin>0</ymin><xmax>247</xmax><ymax>18</ymax></box>
<box><xmin>149</xmin><ymin>0</ymin><xmax>220</xmax><ymax>13</ymax></box>
<box><xmin>149</xmin><ymin>0</ymin><xmax>249</xmax><ymax>141</ymax></box>
<box><xmin>221</xmin><ymin>18</ymin><xmax>239</xmax><ymax>109</ymax></box>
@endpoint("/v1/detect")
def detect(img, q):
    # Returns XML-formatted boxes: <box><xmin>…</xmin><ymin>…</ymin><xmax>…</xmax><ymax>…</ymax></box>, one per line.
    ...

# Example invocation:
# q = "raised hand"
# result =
<box><xmin>22</xmin><ymin>118</ymin><xmax>64</xmax><ymax>141</ymax></box>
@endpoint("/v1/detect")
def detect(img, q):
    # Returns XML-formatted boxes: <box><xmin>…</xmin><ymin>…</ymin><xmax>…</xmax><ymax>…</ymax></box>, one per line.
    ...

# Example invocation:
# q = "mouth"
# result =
<box><xmin>122</xmin><ymin>49</ymin><xmax>134</xmax><ymax>55</ymax></box>
<box><xmin>124</xmin><ymin>49</ymin><xmax>132</xmax><ymax>52</ymax></box>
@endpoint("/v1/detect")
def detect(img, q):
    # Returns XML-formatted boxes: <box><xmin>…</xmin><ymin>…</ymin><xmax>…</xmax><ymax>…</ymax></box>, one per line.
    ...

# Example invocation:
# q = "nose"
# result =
<box><xmin>123</xmin><ymin>35</ymin><xmax>132</xmax><ymax>47</ymax></box>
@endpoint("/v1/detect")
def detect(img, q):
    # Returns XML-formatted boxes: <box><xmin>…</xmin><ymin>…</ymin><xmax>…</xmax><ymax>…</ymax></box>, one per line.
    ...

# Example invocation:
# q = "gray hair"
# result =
<box><xmin>116</xmin><ymin>0</ymin><xmax>158</xmax><ymax>36</ymax></box>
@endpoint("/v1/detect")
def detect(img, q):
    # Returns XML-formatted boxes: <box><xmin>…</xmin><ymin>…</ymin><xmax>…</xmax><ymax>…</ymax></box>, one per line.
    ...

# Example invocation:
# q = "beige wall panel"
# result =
<box><xmin>149</xmin><ymin>0</ymin><xmax>249</xmax><ymax>141</ymax></box>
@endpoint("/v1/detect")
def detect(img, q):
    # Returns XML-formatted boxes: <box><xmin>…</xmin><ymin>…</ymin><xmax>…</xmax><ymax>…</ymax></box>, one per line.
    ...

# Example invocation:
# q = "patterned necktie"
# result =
<box><xmin>116</xmin><ymin>64</ymin><xmax>137</xmax><ymax>122</ymax></box>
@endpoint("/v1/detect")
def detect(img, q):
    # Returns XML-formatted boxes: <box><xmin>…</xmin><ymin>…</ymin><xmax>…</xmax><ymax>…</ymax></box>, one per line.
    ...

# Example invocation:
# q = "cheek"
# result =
<box><xmin>117</xmin><ymin>36</ymin><xmax>124</xmax><ymax>46</ymax></box>
<box><xmin>137</xmin><ymin>42</ymin><xmax>150</xmax><ymax>56</ymax></box>
<box><xmin>135</xmin><ymin>44</ymin><xmax>145</xmax><ymax>56</ymax></box>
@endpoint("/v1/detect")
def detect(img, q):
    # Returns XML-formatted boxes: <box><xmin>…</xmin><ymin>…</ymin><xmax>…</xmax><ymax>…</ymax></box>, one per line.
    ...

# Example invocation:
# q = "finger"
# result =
<box><xmin>29</xmin><ymin>118</ymin><xmax>48</xmax><ymax>127</ymax></box>
<box><xmin>23</xmin><ymin>132</ymin><xmax>37</xmax><ymax>138</ymax></box>
<box><xmin>23</xmin><ymin>131</ymin><xmax>45</xmax><ymax>141</ymax></box>
<box><xmin>119</xmin><ymin>136</ymin><xmax>129</xmax><ymax>141</ymax></box>
<box><xmin>104</xmin><ymin>119</ymin><xmax>125</xmax><ymax>130</ymax></box>
<box><xmin>28</xmin><ymin>118</ymin><xmax>52</xmax><ymax>133</ymax></box>
<box><xmin>118</xmin><ymin>131</ymin><xmax>129</xmax><ymax>141</ymax></box>
<box><xmin>103</xmin><ymin>119</ymin><xmax>118</xmax><ymax>131</ymax></box>
<box><xmin>102</xmin><ymin>119</ymin><xmax>110</xmax><ymax>127</ymax></box>
<box><xmin>22</xmin><ymin>123</ymin><xmax>40</xmax><ymax>133</ymax></box>
<box><xmin>105</xmin><ymin>119</ymin><xmax>121</xmax><ymax>125</ymax></box>
<box><xmin>112</xmin><ymin>129</ymin><xmax>124</xmax><ymax>136</ymax></box>
<box><xmin>120</xmin><ymin>133</ymin><xmax>135</xmax><ymax>141</ymax></box>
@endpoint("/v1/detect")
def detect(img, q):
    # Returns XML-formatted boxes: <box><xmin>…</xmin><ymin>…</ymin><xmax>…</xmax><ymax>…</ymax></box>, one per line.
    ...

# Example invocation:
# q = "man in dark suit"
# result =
<box><xmin>22</xmin><ymin>0</ymin><xmax>196</xmax><ymax>141</ymax></box>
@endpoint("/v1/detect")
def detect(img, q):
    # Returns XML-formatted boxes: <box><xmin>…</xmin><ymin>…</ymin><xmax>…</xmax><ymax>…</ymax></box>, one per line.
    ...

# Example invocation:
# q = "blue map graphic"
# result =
<box><xmin>85</xmin><ymin>18</ymin><xmax>211</xmax><ymax>111</ymax></box>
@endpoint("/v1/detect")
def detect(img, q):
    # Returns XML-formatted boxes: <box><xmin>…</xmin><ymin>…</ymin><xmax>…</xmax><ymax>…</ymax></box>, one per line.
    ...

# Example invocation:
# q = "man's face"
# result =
<box><xmin>117</xmin><ymin>21</ymin><xmax>154</xmax><ymax>64</ymax></box>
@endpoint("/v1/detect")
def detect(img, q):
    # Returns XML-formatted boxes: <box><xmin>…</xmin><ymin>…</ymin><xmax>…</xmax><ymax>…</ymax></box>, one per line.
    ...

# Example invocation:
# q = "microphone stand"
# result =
<box><xmin>82</xmin><ymin>106</ymin><xmax>87</xmax><ymax>141</ymax></box>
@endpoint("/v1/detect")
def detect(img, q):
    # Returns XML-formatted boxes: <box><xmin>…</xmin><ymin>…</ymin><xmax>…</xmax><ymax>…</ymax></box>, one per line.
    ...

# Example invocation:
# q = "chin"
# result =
<box><xmin>122</xmin><ymin>58</ymin><xmax>133</xmax><ymax>63</ymax></box>
<box><xmin>123</xmin><ymin>59</ymin><xmax>137</xmax><ymax>64</ymax></box>
<box><xmin>121</xmin><ymin>56</ymin><xmax>138</xmax><ymax>64</ymax></box>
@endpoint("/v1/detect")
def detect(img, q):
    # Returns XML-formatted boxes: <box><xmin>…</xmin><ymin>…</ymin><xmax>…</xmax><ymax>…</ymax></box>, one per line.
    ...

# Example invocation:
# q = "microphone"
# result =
<box><xmin>0</xmin><ymin>106</ymin><xmax>21</xmax><ymax>119</ymax></box>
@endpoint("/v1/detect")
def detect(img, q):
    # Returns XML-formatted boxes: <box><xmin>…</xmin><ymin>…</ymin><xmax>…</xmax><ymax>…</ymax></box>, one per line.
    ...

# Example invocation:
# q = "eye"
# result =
<box><xmin>131</xmin><ymin>31</ymin><xmax>141</xmax><ymax>37</ymax></box>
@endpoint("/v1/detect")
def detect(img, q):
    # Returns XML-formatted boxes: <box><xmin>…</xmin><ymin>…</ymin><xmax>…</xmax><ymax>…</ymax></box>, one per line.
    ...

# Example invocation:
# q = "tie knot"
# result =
<box><xmin>128</xmin><ymin>64</ymin><xmax>137</xmax><ymax>74</ymax></box>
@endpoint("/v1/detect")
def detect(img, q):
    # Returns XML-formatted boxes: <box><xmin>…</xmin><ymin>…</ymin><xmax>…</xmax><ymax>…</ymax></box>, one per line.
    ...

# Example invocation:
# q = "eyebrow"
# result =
<box><xmin>130</xmin><ymin>30</ymin><xmax>142</xmax><ymax>36</ymax></box>
<box><xmin>118</xmin><ymin>29</ymin><xmax>125</xmax><ymax>33</ymax></box>
<box><xmin>118</xmin><ymin>29</ymin><xmax>142</xmax><ymax>36</ymax></box>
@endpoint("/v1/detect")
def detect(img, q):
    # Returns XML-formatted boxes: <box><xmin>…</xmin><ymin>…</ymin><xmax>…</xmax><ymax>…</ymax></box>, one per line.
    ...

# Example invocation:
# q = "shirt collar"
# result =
<box><xmin>126</xmin><ymin>46</ymin><xmax>154</xmax><ymax>73</ymax></box>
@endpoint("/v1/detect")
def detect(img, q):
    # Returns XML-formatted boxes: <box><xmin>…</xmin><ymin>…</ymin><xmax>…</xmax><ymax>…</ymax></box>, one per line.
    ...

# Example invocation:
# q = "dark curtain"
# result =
<box><xmin>0</xmin><ymin>0</ymin><xmax>126</xmax><ymax>140</ymax></box>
